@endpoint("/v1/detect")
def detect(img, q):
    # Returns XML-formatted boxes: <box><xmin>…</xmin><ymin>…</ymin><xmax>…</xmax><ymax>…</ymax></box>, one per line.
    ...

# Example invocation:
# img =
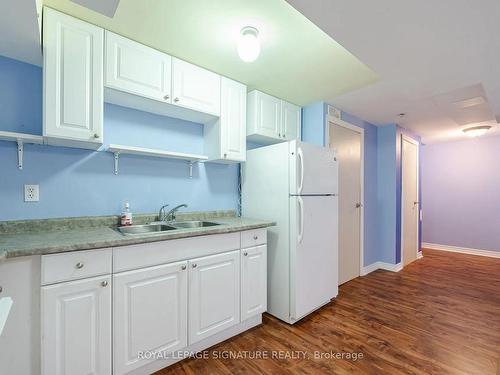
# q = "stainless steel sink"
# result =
<box><xmin>171</xmin><ymin>221</ymin><xmax>221</xmax><ymax>228</ymax></box>
<box><xmin>118</xmin><ymin>223</ymin><xmax>177</xmax><ymax>235</ymax></box>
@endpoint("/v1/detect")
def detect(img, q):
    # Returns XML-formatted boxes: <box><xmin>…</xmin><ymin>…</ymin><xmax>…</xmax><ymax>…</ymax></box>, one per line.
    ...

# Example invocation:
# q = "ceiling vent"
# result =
<box><xmin>453</xmin><ymin>96</ymin><xmax>486</xmax><ymax>109</ymax></box>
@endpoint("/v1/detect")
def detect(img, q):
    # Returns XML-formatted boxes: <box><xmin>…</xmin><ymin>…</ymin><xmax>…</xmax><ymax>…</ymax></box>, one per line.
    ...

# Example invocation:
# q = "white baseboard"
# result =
<box><xmin>417</xmin><ymin>251</ymin><xmax>423</xmax><ymax>259</ymax></box>
<box><xmin>361</xmin><ymin>261</ymin><xmax>403</xmax><ymax>276</ymax></box>
<box><xmin>422</xmin><ymin>242</ymin><xmax>500</xmax><ymax>258</ymax></box>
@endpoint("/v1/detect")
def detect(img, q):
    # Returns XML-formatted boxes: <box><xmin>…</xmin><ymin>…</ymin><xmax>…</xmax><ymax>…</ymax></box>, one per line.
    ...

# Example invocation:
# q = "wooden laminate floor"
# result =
<box><xmin>155</xmin><ymin>249</ymin><xmax>500</xmax><ymax>375</ymax></box>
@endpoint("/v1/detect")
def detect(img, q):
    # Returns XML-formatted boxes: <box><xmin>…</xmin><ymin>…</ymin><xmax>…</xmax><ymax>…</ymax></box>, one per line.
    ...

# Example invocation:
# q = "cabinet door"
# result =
<box><xmin>220</xmin><ymin>77</ymin><xmax>246</xmax><ymax>162</ymax></box>
<box><xmin>256</xmin><ymin>91</ymin><xmax>281</xmax><ymax>138</ymax></box>
<box><xmin>43</xmin><ymin>8</ymin><xmax>103</xmax><ymax>147</ymax></box>
<box><xmin>41</xmin><ymin>275</ymin><xmax>111</xmax><ymax>375</ymax></box>
<box><xmin>172</xmin><ymin>58</ymin><xmax>221</xmax><ymax>116</ymax></box>
<box><xmin>189</xmin><ymin>250</ymin><xmax>240</xmax><ymax>344</ymax></box>
<box><xmin>281</xmin><ymin>101</ymin><xmax>301</xmax><ymax>141</ymax></box>
<box><xmin>241</xmin><ymin>245</ymin><xmax>267</xmax><ymax>320</ymax></box>
<box><xmin>105</xmin><ymin>31</ymin><xmax>172</xmax><ymax>103</ymax></box>
<box><xmin>113</xmin><ymin>261</ymin><xmax>187</xmax><ymax>375</ymax></box>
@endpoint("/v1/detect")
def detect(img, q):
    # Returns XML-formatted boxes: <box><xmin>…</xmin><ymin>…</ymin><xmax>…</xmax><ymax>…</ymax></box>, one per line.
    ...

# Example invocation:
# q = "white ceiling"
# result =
<box><xmin>287</xmin><ymin>0</ymin><xmax>500</xmax><ymax>143</ymax></box>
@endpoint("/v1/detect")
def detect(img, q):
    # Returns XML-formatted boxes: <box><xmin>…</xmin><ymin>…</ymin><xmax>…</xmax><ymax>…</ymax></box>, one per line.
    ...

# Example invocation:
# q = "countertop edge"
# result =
<box><xmin>2</xmin><ymin>221</ymin><xmax>276</xmax><ymax>260</ymax></box>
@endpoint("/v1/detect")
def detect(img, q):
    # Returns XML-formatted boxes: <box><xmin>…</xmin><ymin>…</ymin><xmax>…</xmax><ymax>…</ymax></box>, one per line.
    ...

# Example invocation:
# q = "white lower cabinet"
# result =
<box><xmin>241</xmin><ymin>245</ymin><xmax>267</xmax><ymax>320</ymax></box>
<box><xmin>40</xmin><ymin>231</ymin><xmax>267</xmax><ymax>375</ymax></box>
<box><xmin>41</xmin><ymin>275</ymin><xmax>112</xmax><ymax>375</ymax></box>
<box><xmin>188</xmin><ymin>250</ymin><xmax>240</xmax><ymax>344</ymax></box>
<box><xmin>113</xmin><ymin>261</ymin><xmax>188</xmax><ymax>375</ymax></box>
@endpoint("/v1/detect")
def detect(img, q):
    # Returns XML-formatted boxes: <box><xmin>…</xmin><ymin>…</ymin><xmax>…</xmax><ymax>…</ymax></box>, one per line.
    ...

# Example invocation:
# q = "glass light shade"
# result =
<box><xmin>463</xmin><ymin>125</ymin><xmax>491</xmax><ymax>137</ymax></box>
<box><xmin>238</xmin><ymin>27</ymin><xmax>260</xmax><ymax>62</ymax></box>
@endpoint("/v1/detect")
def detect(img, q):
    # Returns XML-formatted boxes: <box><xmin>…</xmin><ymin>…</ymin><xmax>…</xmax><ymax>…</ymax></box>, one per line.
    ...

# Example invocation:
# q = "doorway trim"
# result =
<box><xmin>325</xmin><ymin>116</ymin><xmax>365</xmax><ymax>276</ymax></box>
<box><xmin>400</xmin><ymin>134</ymin><xmax>420</xmax><ymax>266</ymax></box>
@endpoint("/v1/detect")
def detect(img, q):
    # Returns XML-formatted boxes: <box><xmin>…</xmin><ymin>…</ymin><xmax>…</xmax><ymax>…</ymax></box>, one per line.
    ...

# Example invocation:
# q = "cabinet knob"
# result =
<box><xmin>101</xmin><ymin>280</ymin><xmax>108</xmax><ymax>287</ymax></box>
<box><xmin>174</xmin><ymin>97</ymin><xmax>180</xmax><ymax>103</ymax></box>
<box><xmin>192</xmin><ymin>263</ymin><xmax>197</xmax><ymax>268</ymax></box>
<box><xmin>224</xmin><ymin>153</ymin><xmax>227</xmax><ymax>158</ymax></box>
<box><xmin>0</xmin><ymin>286</ymin><xmax>3</xmax><ymax>293</ymax></box>
<box><xmin>253</xmin><ymin>235</ymin><xmax>258</xmax><ymax>240</ymax></box>
<box><xmin>76</xmin><ymin>262</ymin><xmax>84</xmax><ymax>269</ymax></box>
<box><xmin>181</xmin><ymin>265</ymin><xmax>187</xmax><ymax>270</ymax></box>
<box><xmin>278</xmin><ymin>133</ymin><xmax>281</xmax><ymax>137</ymax></box>
<box><xmin>93</xmin><ymin>133</ymin><xmax>100</xmax><ymax>139</ymax></box>
<box><xmin>243</xmin><ymin>251</ymin><xmax>248</xmax><ymax>256</ymax></box>
<box><xmin>163</xmin><ymin>94</ymin><xmax>170</xmax><ymax>100</ymax></box>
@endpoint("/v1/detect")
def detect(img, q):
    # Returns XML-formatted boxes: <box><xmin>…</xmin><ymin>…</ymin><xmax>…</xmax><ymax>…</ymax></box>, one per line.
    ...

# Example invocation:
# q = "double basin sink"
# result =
<box><xmin>118</xmin><ymin>220</ymin><xmax>221</xmax><ymax>236</ymax></box>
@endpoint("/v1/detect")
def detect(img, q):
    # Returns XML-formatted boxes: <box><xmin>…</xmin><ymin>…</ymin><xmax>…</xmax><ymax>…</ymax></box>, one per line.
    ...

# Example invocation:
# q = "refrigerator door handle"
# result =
<box><xmin>297</xmin><ymin>147</ymin><xmax>304</xmax><ymax>194</ymax></box>
<box><xmin>297</xmin><ymin>196</ymin><xmax>304</xmax><ymax>243</ymax></box>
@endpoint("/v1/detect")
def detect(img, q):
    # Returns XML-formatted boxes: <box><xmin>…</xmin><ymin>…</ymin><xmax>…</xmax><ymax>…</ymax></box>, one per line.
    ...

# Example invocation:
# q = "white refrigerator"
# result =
<box><xmin>242</xmin><ymin>140</ymin><xmax>338</xmax><ymax>324</ymax></box>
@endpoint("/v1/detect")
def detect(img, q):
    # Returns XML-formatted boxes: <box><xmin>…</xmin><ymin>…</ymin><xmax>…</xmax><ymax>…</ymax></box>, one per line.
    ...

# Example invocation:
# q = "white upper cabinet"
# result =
<box><xmin>43</xmin><ymin>8</ymin><xmax>104</xmax><ymax>150</ymax></box>
<box><xmin>188</xmin><ymin>250</ymin><xmax>240</xmax><ymax>344</ymax></box>
<box><xmin>281</xmin><ymin>101</ymin><xmax>301</xmax><ymax>141</ymax></box>
<box><xmin>247</xmin><ymin>90</ymin><xmax>301</xmax><ymax>144</ymax></box>
<box><xmin>41</xmin><ymin>275</ymin><xmax>112</xmax><ymax>375</ymax></box>
<box><xmin>241</xmin><ymin>245</ymin><xmax>267</xmax><ymax>320</ymax></box>
<box><xmin>247</xmin><ymin>90</ymin><xmax>281</xmax><ymax>141</ymax></box>
<box><xmin>172</xmin><ymin>58</ymin><xmax>221</xmax><ymax>116</ymax></box>
<box><xmin>205</xmin><ymin>77</ymin><xmax>246</xmax><ymax>162</ymax></box>
<box><xmin>105</xmin><ymin>31</ymin><xmax>172</xmax><ymax>103</ymax></box>
<box><xmin>113</xmin><ymin>261</ymin><xmax>188</xmax><ymax>375</ymax></box>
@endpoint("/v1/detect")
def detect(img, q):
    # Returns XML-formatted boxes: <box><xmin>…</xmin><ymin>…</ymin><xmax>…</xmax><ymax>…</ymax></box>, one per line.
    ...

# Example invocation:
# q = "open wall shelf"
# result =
<box><xmin>107</xmin><ymin>144</ymin><xmax>208</xmax><ymax>177</ymax></box>
<box><xmin>0</xmin><ymin>131</ymin><xmax>45</xmax><ymax>170</ymax></box>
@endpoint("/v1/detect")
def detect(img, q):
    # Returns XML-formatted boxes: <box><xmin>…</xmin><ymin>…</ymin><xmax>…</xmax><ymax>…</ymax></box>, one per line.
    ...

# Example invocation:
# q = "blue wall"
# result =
<box><xmin>302</xmin><ymin>102</ymin><xmax>380</xmax><ymax>266</ymax></box>
<box><xmin>0</xmin><ymin>56</ymin><xmax>239</xmax><ymax>221</ymax></box>
<box><xmin>376</xmin><ymin>124</ymin><xmax>398</xmax><ymax>263</ymax></box>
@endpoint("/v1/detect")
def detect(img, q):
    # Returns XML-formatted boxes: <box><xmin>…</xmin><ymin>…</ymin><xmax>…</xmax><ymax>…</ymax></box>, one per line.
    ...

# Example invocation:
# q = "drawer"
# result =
<box><xmin>241</xmin><ymin>229</ymin><xmax>267</xmax><ymax>248</ymax></box>
<box><xmin>113</xmin><ymin>232</ymin><xmax>240</xmax><ymax>273</ymax></box>
<box><xmin>41</xmin><ymin>248</ymin><xmax>112</xmax><ymax>285</ymax></box>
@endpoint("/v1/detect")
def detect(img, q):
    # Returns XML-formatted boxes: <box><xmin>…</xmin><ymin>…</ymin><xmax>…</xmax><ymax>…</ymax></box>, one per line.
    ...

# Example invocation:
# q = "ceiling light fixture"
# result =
<box><xmin>237</xmin><ymin>26</ymin><xmax>260</xmax><ymax>63</ymax></box>
<box><xmin>462</xmin><ymin>125</ymin><xmax>491</xmax><ymax>137</ymax></box>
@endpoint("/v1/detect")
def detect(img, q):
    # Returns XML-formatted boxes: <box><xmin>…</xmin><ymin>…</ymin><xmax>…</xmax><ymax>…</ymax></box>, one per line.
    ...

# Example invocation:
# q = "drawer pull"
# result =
<box><xmin>101</xmin><ymin>280</ymin><xmax>108</xmax><ymax>287</ymax></box>
<box><xmin>181</xmin><ymin>265</ymin><xmax>187</xmax><ymax>270</ymax></box>
<box><xmin>253</xmin><ymin>235</ymin><xmax>258</xmax><ymax>240</ymax></box>
<box><xmin>75</xmin><ymin>262</ymin><xmax>84</xmax><ymax>269</ymax></box>
<box><xmin>192</xmin><ymin>263</ymin><xmax>197</xmax><ymax>268</ymax></box>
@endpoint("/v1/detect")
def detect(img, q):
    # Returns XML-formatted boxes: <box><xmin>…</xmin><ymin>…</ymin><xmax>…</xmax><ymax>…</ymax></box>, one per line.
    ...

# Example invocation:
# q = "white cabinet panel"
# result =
<box><xmin>43</xmin><ymin>8</ymin><xmax>103</xmax><ymax>149</ymax></box>
<box><xmin>113</xmin><ymin>261</ymin><xmax>187</xmax><ymax>375</ymax></box>
<box><xmin>172</xmin><ymin>58</ymin><xmax>221</xmax><ymax>116</ymax></box>
<box><xmin>247</xmin><ymin>90</ymin><xmax>301</xmax><ymax>144</ymax></box>
<box><xmin>241</xmin><ymin>245</ymin><xmax>267</xmax><ymax>320</ymax></box>
<box><xmin>220</xmin><ymin>77</ymin><xmax>246</xmax><ymax>161</ymax></box>
<box><xmin>188</xmin><ymin>250</ymin><xmax>240</xmax><ymax>344</ymax></box>
<box><xmin>281</xmin><ymin>101</ymin><xmax>301</xmax><ymax>141</ymax></box>
<box><xmin>41</xmin><ymin>275</ymin><xmax>112</xmax><ymax>375</ymax></box>
<box><xmin>105</xmin><ymin>31</ymin><xmax>172</xmax><ymax>103</ymax></box>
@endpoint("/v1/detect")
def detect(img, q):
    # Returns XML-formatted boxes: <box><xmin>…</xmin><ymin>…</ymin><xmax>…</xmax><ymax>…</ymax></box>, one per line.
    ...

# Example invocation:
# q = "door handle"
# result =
<box><xmin>297</xmin><ymin>196</ymin><xmax>304</xmax><ymax>244</ymax></box>
<box><xmin>413</xmin><ymin>201</ymin><xmax>419</xmax><ymax>205</ymax></box>
<box><xmin>355</xmin><ymin>202</ymin><xmax>363</xmax><ymax>208</ymax></box>
<box><xmin>297</xmin><ymin>147</ymin><xmax>304</xmax><ymax>194</ymax></box>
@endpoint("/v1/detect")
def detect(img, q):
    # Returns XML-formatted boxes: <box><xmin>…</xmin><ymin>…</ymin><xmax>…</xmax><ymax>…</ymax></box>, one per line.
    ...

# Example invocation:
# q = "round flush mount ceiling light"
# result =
<box><xmin>462</xmin><ymin>125</ymin><xmax>491</xmax><ymax>137</ymax></box>
<box><xmin>237</xmin><ymin>26</ymin><xmax>260</xmax><ymax>62</ymax></box>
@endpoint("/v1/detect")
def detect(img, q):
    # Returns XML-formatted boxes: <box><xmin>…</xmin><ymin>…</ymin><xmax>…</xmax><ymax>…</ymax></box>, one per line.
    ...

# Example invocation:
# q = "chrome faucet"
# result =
<box><xmin>161</xmin><ymin>204</ymin><xmax>188</xmax><ymax>222</ymax></box>
<box><xmin>158</xmin><ymin>204</ymin><xmax>170</xmax><ymax>222</ymax></box>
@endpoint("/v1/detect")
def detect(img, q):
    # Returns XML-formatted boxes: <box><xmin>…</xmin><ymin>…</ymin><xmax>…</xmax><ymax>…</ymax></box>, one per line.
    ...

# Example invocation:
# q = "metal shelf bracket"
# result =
<box><xmin>17</xmin><ymin>140</ymin><xmax>24</xmax><ymax>170</ymax></box>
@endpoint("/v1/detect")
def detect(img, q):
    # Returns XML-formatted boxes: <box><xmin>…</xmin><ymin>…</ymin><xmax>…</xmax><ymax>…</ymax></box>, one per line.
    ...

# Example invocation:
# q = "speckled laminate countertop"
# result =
<box><xmin>0</xmin><ymin>213</ymin><xmax>275</xmax><ymax>261</ymax></box>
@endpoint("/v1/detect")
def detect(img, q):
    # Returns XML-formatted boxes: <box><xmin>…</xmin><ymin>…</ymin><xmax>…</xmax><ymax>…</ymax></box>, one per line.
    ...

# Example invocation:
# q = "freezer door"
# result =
<box><xmin>290</xmin><ymin>195</ymin><xmax>338</xmax><ymax>322</ymax></box>
<box><xmin>290</xmin><ymin>141</ymin><xmax>338</xmax><ymax>195</ymax></box>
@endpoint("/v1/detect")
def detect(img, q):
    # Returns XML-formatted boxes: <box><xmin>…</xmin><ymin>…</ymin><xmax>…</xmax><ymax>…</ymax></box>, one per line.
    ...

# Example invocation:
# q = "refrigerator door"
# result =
<box><xmin>290</xmin><ymin>141</ymin><xmax>338</xmax><ymax>195</ymax></box>
<box><xmin>289</xmin><ymin>195</ymin><xmax>338</xmax><ymax>322</ymax></box>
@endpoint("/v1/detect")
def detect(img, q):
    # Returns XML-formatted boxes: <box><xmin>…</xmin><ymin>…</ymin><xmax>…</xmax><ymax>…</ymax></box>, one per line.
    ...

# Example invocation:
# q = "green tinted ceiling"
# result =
<box><xmin>44</xmin><ymin>0</ymin><xmax>378</xmax><ymax>106</ymax></box>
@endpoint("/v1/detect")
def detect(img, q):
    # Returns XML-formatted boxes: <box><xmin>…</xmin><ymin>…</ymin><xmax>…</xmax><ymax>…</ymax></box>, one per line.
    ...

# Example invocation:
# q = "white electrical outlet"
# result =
<box><xmin>24</xmin><ymin>185</ymin><xmax>39</xmax><ymax>202</ymax></box>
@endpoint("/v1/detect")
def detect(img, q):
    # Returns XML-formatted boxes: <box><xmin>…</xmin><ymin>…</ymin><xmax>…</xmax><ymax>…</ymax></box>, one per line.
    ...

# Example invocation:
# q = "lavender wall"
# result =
<box><xmin>421</xmin><ymin>136</ymin><xmax>500</xmax><ymax>252</ymax></box>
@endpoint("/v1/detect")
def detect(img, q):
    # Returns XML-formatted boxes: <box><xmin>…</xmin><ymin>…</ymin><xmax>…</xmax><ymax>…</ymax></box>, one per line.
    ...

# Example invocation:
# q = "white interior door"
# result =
<box><xmin>329</xmin><ymin>122</ymin><xmax>362</xmax><ymax>285</ymax></box>
<box><xmin>290</xmin><ymin>141</ymin><xmax>338</xmax><ymax>195</ymax></box>
<box><xmin>402</xmin><ymin>137</ymin><xmax>419</xmax><ymax>266</ymax></box>
<box><xmin>290</xmin><ymin>195</ymin><xmax>338</xmax><ymax>321</ymax></box>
